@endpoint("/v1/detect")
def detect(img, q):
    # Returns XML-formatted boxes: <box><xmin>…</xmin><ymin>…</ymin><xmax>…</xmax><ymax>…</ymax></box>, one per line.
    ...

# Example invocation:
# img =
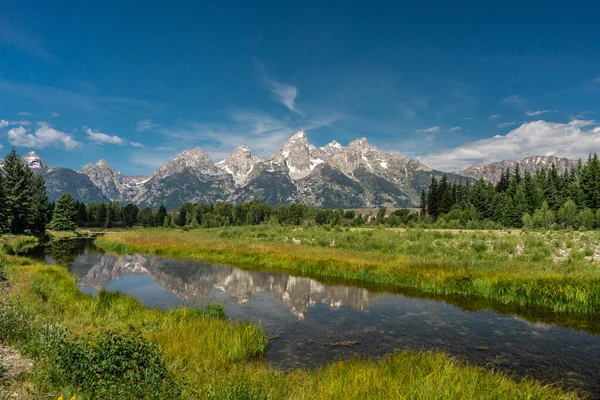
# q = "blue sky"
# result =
<box><xmin>1</xmin><ymin>1</ymin><xmax>600</xmax><ymax>174</ymax></box>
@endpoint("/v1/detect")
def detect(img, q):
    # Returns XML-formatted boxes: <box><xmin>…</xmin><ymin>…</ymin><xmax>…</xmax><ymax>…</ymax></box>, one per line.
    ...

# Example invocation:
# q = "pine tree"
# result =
<box><xmin>30</xmin><ymin>175</ymin><xmax>51</xmax><ymax>233</ymax></box>
<box><xmin>155</xmin><ymin>205</ymin><xmax>167</xmax><ymax>227</ymax></box>
<box><xmin>427</xmin><ymin>177</ymin><xmax>439</xmax><ymax>218</ymax></box>
<box><xmin>419</xmin><ymin>189</ymin><xmax>427</xmax><ymax>217</ymax></box>
<box><xmin>49</xmin><ymin>193</ymin><xmax>77</xmax><ymax>231</ymax></box>
<box><xmin>123</xmin><ymin>203</ymin><xmax>139</xmax><ymax>227</ymax></box>
<box><xmin>3</xmin><ymin>149</ymin><xmax>34</xmax><ymax>233</ymax></box>
<box><xmin>581</xmin><ymin>153</ymin><xmax>600</xmax><ymax>210</ymax></box>
<box><xmin>0</xmin><ymin>173</ymin><xmax>8</xmax><ymax>233</ymax></box>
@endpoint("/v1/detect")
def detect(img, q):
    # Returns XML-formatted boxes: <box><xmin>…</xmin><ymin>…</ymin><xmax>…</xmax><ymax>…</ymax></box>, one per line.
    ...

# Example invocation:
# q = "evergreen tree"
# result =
<box><xmin>30</xmin><ymin>175</ymin><xmax>51</xmax><ymax>233</ymax></box>
<box><xmin>155</xmin><ymin>205</ymin><xmax>168</xmax><ymax>227</ymax></box>
<box><xmin>468</xmin><ymin>179</ymin><xmax>494</xmax><ymax>219</ymax></box>
<box><xmin>581</xmin><ymin>153</ymin><xmax>600</xmax><ymax>210</ymax></box>
<box><xmin>0</xmin><ymin>173</ymin><xmax>8</xmax><ymax>233</ymax></box>
<box><xmin>49</xmin><ymin>194</ymin><xmax>77</xmax><ymax>231</ymax></box>
<box><xmin>3</xmin><ymin>149</ymin><xmax>34</xmax><ymax>234</ymax></box>
<box><xmin>419</xmin><ymin>189</ymin><xmax>426</xmax><ymax>217</ymax></box>
<box><xmin>123</xmin><ymin>203</ymin><xmax>139</xmax><ymax>227</ymax></box>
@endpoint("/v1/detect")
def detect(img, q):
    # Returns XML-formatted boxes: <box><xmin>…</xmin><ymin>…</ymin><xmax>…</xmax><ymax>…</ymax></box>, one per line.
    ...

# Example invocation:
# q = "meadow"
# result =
<box><xmin>0</xmin><ymin>244</ymin><xmax>581</xmax><ymax>399</ymax></box>
<box><xmin>96</xmin><ymin>226</ymin><xmax>600</xmax><ymax>314</ymax></box>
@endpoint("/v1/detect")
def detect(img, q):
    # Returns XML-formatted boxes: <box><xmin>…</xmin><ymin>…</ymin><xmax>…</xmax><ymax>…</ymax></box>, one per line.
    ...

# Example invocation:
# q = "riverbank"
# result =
<box><xmin>96</xmin><ymin>226</ymin><xmax>600</xmax><ymax>314</ymax></box>
<box><xmin>0</xmin><ymin>236</ymin><xmax>580</xmax><ymax>399</ymax></box>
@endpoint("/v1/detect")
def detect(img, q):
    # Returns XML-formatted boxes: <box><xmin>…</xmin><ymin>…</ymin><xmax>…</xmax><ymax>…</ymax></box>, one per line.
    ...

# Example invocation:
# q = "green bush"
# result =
<box><xmin>54</xmin><ymin>331</ymin><xmax>182</xmax><ymax>399</ymax></box>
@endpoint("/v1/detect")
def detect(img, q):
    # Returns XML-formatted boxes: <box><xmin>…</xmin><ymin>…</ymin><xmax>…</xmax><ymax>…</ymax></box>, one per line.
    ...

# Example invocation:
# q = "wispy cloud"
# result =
<box><xmin>0</xmin><ymin>17</ymin><xmax>58</xmax><ymax>61</ymax></box>
<box><xmin>488</xmin><ymin>114</ymin><xmax>500</xmax><ymax>120</ymax></box>
<box><xmin>85</xmin><ymin>128</ymin><xmax>124</xmax><ymax>145</ymax></box>
<box><xmin>525</xmin><ymin>110</ymin><xmax>551</xmax><ymax>116</ymax></box>
<box><xmin>7</xmin><ymin>122</ymin><xmax>79</xmax><ymax>150</ymax></box>
<box><xmin>502</xmin><ymin>94</ymin><xmax>528</xmax><ymax>109</ymax></box>
<box><xmin>0</xmin><ymin>80</ymin><xmax>155</xmax><ymax>113</ymax></box>
<box><xmin>50</xmin><ymin>112</ymin><xmax>59</xmax><ymax>118</ymax></box>
<box><xmin>450</xmin><ymin>126</ymin><xmax>461</xmax><ymax>132</ymax></box>
<box><xmin>18</xmin><ymin>111</ymin><xmax>32</xmax><ymax>117</ymax></box>
<box><xmin>136</xmin><ymin>119</ymin><xmax>158</xmax><ymax>132</ymax></box>
<box><xmin>416</xmin><ymin>126</ymin><xmax>440</xmax><ymax>133</ymax></box>
<box><xmin>255</xmin><ymin>60</ymin><xmax>304</xmax><ymax>115</ymax></box>
<box><xmin>130</xmin><ymin>141</ymin><xmax>145</xmax><ymax>147</ymax></box>
<box><xmin>463</xmin><ymin>117</ymin><xmax>474</xmax><ymax>120</ymax></box>
<box><xmin>420</xmin><ymin>119</ymin><xmax>599</xmax><ymax>171</ymax></box>
<box><xmin>497</xmin><ymin>122</ymin><xmax>516</xmax><ymax>128</ymax></box>
<box><xmin>156</xmin><ymin>109</ymin><xmax>341</xmax><ymax>163</ymax></box>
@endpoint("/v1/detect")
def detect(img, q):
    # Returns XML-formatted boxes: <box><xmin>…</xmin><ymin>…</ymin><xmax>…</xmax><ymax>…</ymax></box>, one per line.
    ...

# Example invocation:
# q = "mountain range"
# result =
<box><xmin>2</xmin><ymin>131</ymin><xmax>579</xmax><ymax>209</ymax></box>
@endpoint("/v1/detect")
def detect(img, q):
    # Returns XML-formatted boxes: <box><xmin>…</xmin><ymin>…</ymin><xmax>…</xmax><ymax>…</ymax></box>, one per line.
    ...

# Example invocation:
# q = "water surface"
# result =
<box><xmin>25</xmin><ymin>240</ymin><xmax>600</xmax><ymax>398</ymax></box>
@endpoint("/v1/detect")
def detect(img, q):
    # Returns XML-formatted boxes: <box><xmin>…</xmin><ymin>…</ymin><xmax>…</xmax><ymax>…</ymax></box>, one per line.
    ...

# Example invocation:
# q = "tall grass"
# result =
<box><xmin>96</xmin><ymin>227</ymin><xmax>600</xmax><ymax>314</ymax></box>
<box><xmin>0</xmin><ymin>252</ymin><xmax>580</xmax><ymax>399</ymax></box>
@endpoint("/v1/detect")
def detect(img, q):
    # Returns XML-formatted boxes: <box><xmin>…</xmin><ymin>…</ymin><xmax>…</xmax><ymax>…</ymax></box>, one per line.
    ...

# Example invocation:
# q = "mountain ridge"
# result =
<box><xmin>3</xmin><ymin>134</ymin><xmax>582</xmax><ymax>209</ymax></box>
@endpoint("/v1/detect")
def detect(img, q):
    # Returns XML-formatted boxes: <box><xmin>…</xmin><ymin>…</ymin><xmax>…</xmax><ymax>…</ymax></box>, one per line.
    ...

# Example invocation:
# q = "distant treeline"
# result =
<box><xmin>77</xmin><ymin>201</ymin><xmax>411</xmax><ymax>228</ymax></box>
<box><xmin>423</xmin><ymin>153</ymin><xmax>600</xmax><ymax>230</ymax></box>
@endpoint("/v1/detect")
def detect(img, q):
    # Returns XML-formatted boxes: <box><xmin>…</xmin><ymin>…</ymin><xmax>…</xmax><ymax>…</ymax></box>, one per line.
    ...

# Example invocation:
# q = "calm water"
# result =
<box><xmin>25</xmin><ymin>240</ymin><xmax>600</xmax><ymax>398</ymax></box>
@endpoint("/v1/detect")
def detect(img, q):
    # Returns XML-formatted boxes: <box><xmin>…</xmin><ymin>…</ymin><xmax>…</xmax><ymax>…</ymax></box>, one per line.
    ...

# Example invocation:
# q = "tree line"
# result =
<box><xmin>422</xmin><ymin>154</ymin><xmax>600</xmax><ymax>230</ymax></box>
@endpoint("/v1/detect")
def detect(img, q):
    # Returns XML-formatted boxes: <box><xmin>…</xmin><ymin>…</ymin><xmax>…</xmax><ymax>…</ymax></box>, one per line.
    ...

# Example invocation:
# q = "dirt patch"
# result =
<box><xmin>0</xmin><ymin>345</ymin><xmax>32</xmax><ymax>381</ymax></box>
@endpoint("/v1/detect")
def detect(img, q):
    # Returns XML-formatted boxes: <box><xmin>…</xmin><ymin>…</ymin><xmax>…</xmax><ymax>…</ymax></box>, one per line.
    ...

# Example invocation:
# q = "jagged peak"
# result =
<box><xmin>323</xmin><ymin>140</ymin><xmax>343</xmax><ymax>149</ymax></box>
<box><xmin>291</xmin><ymin>130</ymin><xmax>306</xmax><ymax>139</ymax></box>
<box><xmin>21</xmin><ymin>151</ymin><xmax>48</xmax><ymax>169</ymax></box>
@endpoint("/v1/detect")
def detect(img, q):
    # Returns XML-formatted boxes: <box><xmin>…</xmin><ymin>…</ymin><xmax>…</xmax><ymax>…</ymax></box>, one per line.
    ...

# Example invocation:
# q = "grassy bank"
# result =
<box><xmin>96</xmin><ymin>226</ymin><xmax>600</xmax><ymax>314</ymax></box>
<box><xmin>0</xmin><ymin>240</ymin><xmax>580</xmax><ymax>398</ymax></box>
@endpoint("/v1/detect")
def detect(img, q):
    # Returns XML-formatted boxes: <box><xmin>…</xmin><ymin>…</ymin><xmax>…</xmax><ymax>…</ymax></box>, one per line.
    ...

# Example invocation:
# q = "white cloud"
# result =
<box><xmin>50</xmin><ymin>112</ymin><xmax>59</xmax><ymax>118</ymax></box>
<box><xmin>130</xmin><ymin>141</ymin><xmax>144</xmax><ymax>147</ymax></box>
<box><xmin>497</xmin><ymin>122</ymin><xmax>516</xmax><ymax>128</ymax></box>
<box><xmin>502</xmin><ymin>95</ymin><xmax>528</xmax><ymax>109</ymax></box>
<box><xmin>85</xmin><ymin>128</ymin><xmax>124</xmax><ymax>145</ymax></box>
<box><xmin>525</xmin><ymin>110</ymin><xmax>551</xmax><ymax>116</ymax></box>
<box><xmin>0</xmin><ymin>119</ymin><xmax>31</xmax><ymax>128</ymax></box>
<box><xmin>7</xmin><ymin>122</ymin><xmax>79</xmax><ymax>150</ymax></box>
<box><xmin>420</xmin><ymin>119</ymin><xmax>599</xmax><ymax>171</ymax></box>
<box><xmin>18</xmin><ymin>111</ymin><xmax>32</xmax><ymax>116</ymax></box>
<box><xmin>136</xmin><ymin>119</ymin><xmax>158</xmax><ymax>132</ymax></box>
<box><xmin>416</xmin><ymin>126</ymin><xmax>440</xmax><ymax>133</ymax></box>
<box><xmin>463</xmin><ymin>117</ymin><xmax>474</xmax><ymax>120</ymax></box>
<box><xmin>594</xmin><ymin>127</ymin><xmax>600</xmax><ymax>133</ymax></box>
<box><xmin>450</xmin><ymin>126</ymin><xmax>461</xmax><ymax>131</ymax></box>
<box><xmin>488</xmin><ymin>114</ymin><xmax>500</xmax><ymax>120</ymax></box>
<box><xmin>256</xmin><ymin>61</ymin><xmax>304</xmax><ymax>115</ymax></box>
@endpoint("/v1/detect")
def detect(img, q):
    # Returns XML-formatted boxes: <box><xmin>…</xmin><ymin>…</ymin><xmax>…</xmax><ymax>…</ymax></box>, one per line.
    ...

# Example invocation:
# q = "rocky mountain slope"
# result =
<box><xmin>459</xmin><ymin>155</ymin><xmax>578</xmax><ymax>184</ymax></box>
<box><xmin>133</xmin><ymin>147</ymin><xmax>235</xmax><ymax>209</ymax></box>
<box><xmin>79</xmin><ymin>160</ymin><xmax>148</xmax><ymax>202</ymax></box>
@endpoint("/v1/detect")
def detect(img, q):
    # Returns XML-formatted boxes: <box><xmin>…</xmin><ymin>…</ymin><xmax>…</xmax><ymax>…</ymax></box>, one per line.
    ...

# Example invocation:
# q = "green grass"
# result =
<box><xmin>95</xmin><ymin>226</ymin><xmax>600</xmax><ymax>314</ymax></box>
<box><xmin>0</xmin><ymin>247</ymin><xmax>580</xmax><ymax>399</ymax></box>
<box><xmin>0</xmin><ymin>235</ymin><xmax>39</xmax><ymax>255</ymax></box>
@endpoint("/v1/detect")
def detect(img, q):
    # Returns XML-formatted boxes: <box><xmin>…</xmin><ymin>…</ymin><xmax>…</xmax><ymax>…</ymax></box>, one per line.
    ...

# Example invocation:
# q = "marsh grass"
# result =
<box><xmin>97</xmin><ymin>227</ymin><xmax>600</xmax><ymax>314</ymax></box>
<box><xmin>0</xmin><ymin>248</ymin><xmax>581</xmax><ymax>399</ymax></box>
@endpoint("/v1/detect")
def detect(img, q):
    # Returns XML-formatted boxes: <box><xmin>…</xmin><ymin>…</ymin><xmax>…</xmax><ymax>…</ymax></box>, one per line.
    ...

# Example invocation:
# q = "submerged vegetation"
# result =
<box><xmin>0</xmin><ymin>245</ymin><xmax>581</xmax><ymax>399</ymax></box>
<box><xmin>97</xmin><ymin>226</ymin><xmax>600</xmax><ymax>314</ymax></box>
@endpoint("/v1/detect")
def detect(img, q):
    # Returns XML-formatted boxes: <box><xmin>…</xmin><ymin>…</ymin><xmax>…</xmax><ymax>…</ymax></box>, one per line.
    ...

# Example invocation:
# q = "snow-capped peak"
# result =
<box><xmin>22</xmin><ymin>151</ymin><xmax>48</xmax><ymax>170</ymax></box>
<box><xmin>216</xmin><ymin>145</ymin><xmax>262</xmax><ymax>185</ymax></box>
